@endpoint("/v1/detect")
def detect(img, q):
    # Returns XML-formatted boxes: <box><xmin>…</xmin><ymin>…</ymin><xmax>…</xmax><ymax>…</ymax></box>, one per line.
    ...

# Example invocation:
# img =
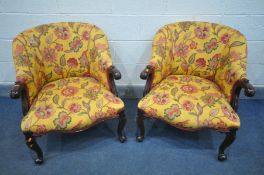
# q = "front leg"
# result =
<box><xmin>136</xmin><ymin>109</ymin><xmax>145</xmax><ymax>142</ymax></box>
<box><xmin>218</xmin><ymin>129</ymin><xmax>237</xmax><ymax>161</ymax></box>
<box><xmin>24</xmin><ymin>132</ymin><xmax>43</xmax><ymax>164</ymax></box>
<box><xmin>117</xmin><ymin>110</ymin><xmax>127</xmax><ymax>143</ymax></box>
<box><xmin>10</xmin><ymin>84</ymin><xmax>43</xmax><ymax>164</ymax></box>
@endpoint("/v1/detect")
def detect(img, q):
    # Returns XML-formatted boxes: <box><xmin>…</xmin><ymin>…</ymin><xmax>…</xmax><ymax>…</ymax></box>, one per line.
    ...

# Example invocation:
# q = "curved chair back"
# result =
<box><xmin>150</xmin><ymin>21</ymin><xmax>247</xmax><ymax>101</ymax></box>
<box><xmin>13</xmin><ymin>22</ymin><xmax>112</xmax><ymax>104</ymax></box>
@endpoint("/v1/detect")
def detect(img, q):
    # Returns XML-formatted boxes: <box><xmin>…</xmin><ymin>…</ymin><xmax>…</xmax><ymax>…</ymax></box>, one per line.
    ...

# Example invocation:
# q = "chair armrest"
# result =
<box><xmin>230</xmin><ymin>78</ymin><xmax>255</xmax><ymax>112</ymax></box>
<box><xmin>140</xmin><ymin>65</ymin><xmax>153</xmax><ymax>80</ymax></box>
<box><xmin>10</xmin><ymin>83</ymin><xmax>24</xmax><ymax>99</ymax></box>
<box><xmin>109</xmin><ymin>66</ymin><xmax>121</xmax><ymax>80</ymax></box>
<box><xmin>108</xmin><ymin>65</ymin><xmax>122</xmax><ymax>96</ymax></box>
<box><xmin>10</xmin><ymin>82</ymin><xmax>30</xmax><ymax>115</ymax></box>
<box><xmin>140</xmin><ymin>65</ymin><xmax>154</xmax><ymax>96</ymax></box>
<box><xmin>240</xmin><ymin>79</ymin><xmax>255</xmax><ymax>97</ymax></box>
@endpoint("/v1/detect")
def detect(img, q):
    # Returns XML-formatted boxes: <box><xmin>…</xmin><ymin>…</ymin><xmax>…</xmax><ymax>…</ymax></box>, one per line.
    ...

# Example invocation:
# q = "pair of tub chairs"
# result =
<box><xmin>10</xmin><ymin>22</ymin><xmax>255</xmax><ymax>164</ymax></box>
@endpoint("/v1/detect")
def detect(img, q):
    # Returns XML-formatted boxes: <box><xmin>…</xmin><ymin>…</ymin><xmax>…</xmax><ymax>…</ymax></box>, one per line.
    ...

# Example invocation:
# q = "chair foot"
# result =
<box><xmin>117</xmin><ymin>110</ymin><xmax>127</xmax><ymax>143</ymax></box>
<box><xmin>136</xmin><ymin>135</ymin><xmax>144</xmax><ymax>142</ymax></box>
<box><xmin>136</xmin><ymin>109</ymin><xmax>145</xmax><ymax>142</ymax></box>
<box><xmin>218</xmin><ymin>153</ymin><xmax>227</xmax><ymax>161</ymax></box>
<box><xmin>118</xmin><ymin>135</ymin><xmax>127</xmax><ymax>143</ymax></box>
<box><xmin>218</xmin><ymin>129</ymin><xmax>237</xmax><ymax>161</ymax></box>
<box><xmin>24</xmin><ymin>132</ymin><xmax>44</xmax><ymax>165</ymax></box>
<box><xmin>35</xmin><ymin>157</ymin><xmax>44</xmax><ymax>165</ymax></box>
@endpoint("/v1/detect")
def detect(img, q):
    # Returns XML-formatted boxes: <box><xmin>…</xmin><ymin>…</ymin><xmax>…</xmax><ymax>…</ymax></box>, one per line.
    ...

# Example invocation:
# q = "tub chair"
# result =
<box><xmin>136</xmin><ymin>21</ymin><xmax>255</xmax><ymax>161</ymax></box>
<box><xmin>10</xmin><ymin>22</ymin><xmax>126</xmax><ymax>164</ymax></box>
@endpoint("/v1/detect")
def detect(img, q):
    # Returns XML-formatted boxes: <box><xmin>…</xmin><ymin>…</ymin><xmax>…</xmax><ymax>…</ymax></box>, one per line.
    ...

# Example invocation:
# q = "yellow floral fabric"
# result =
<box><xmin>149</xmin><ymin>21</ymin><xmax>247</xmax><ymax>102</ymax></box>
<box><xmin>138</xmin><ymin>75</ymin><xmax>240</xmax><ymax>131</ymax></box>
<box><xmin>21</xmin><ymin>77</ymin><xmax>124</xmax><ymax>134</ymax></box>
<box><xmin>12</xmin><ymin>22</ymin><xmax>113</xmax><ymax>105</ymax></box>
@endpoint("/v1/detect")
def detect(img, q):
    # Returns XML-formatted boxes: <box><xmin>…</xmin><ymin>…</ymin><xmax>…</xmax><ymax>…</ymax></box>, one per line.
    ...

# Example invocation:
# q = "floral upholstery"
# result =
<box><xmin>149</xmin><ymin>21</ymin><xmax>247</xmax><ymax>102</ymax></box>
<box><xmin>21</xmin><ymin>77</ymin><xmax>124</xmax><ymax>134</ymax></box>
<box><xmin>138</xmin><ymin>21</ymin><xmax>247</xmax><ymax>132</ymax></box>
<box><xmin>138</xmin><ymin>75</ymin><xmax>240</xmax><ymax>132</ymax></box>
<box><xmin>12</xmin><ymin>22</ymin><xmax>113</xmax><ymax>105</ymax></box>
<box><xmin>12</xmin><ymin>22</ymin><xmax>124</xmax><ymax>134</ymax></box>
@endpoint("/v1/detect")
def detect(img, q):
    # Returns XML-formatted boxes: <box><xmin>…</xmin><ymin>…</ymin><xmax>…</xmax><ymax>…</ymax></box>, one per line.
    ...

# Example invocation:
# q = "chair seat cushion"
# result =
<box><xmin>138</xmin><ymin>75</ymin><xmax>240</xmax><ymax>132</ymax></box>
<box><xmin>21</xmin><ymin>77</ymin><xmax>124</xmax><ymax>134</ymax></box>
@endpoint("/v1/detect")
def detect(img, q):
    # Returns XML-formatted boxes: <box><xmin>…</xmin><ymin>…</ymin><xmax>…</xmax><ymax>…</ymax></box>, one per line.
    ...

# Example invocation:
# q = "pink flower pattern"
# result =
<box><xmin>104</xmin><ymin>94</ymin><xmax>122</xmax><ymax>104</ymax></box>
<box><xmin>35</xmin><ymin>104</ymin><xmax>54</xmax><ymax>119</ymax></box>
<box><xmin>164</xmin><ymin>104</ymin><xmax>181</xmax><ymax>120</ymax></box>
<box><xmin>194</xmin><ymin>26</ymin><xmax>210</xmax><ymax>39</ymax></box>
<box><xmin>182</xmin><ymin>100</ymin><xmax>194</xmax><ymax>111</ymax></box>
<box><xmin>54</xmin><ymin>26</ymin><xmax>71</xmax><ymax>40</ymax></box>
<box><xmin>153</xmin><ymin>93</ymin><xmax>170</xmax><ymax>105</ymax></box>
<box><xmin>175</xmin><ymin>43</ymin><xmax>189</xmax><ymax>58</ymax></box>
<box><xmin>61</xmin><ymin>86</ymin><xmax>79</xmax><ymax>96</ymax></box>
<box><xmin>180</xmin><ymin>84</ymin><xmax>198</xmax><ymax>94</ymax></box>
<box><xmin>67</xmin><ymin>58</ymin><xmax>78</xmax><ymax>68</ymax></box>
<box><xmin>42</xmin><ymin>47</ymin><xmax>57</xmax><ymax>62</ymax></box>
<box><xmin>53</xmin><ymin>112</ymin><xmax>71</xmax><ymax>129</ymax></box>
<box><xmin>68</xmin><ymin>103</ymin><xmax>81</xmax><ymax>113</ymax></box>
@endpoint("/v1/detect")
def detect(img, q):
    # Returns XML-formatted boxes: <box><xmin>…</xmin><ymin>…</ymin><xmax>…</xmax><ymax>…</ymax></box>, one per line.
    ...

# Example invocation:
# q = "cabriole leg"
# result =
<box><xmin>117</xmin><ymin>110</ymin><xmax>127</xmax><ymax>143</ymax></box>
<box><xmin>136</xmin><ymin>109</ymin><xmax>145</xmax><ymax>142</ymax></box>
<box><xmin>24</xmin><ymin>132</ymin><xmax>43</xmax><ymax>164</ymax></box>
<box><xmin>218</xmin><ymin>129</ymin><xmax>237</xmax><ymax>161</ymax></box>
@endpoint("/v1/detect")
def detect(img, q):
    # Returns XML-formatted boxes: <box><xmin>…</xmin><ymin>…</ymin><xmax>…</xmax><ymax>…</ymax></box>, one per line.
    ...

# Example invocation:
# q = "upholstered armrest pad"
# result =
<box><xmin>10</xmin><ymin>83</ymin><xmax>24</xmax><ymax>99</ymax></box>
<box><xmin>109</xmin><ymin>66</ymin><xmax>121</xmax><ymax>80</ymax></box>
<box><xmin>140</xmin><ymin>65</ymin><xmax>153</xmax><ymax>80</ymax></box>
<box><xmin>240</xmin><ymin>79</ymin><xmax>255</xmax><ymax>97</ymax></box>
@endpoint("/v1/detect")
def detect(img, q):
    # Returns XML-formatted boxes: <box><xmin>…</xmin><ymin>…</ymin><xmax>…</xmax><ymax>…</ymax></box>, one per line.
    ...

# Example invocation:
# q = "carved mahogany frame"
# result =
<box><xmin>136</xmin><ymin>64</ymin><xmax>255</xmax><ymax>161</ymax></box>
<box><xmin>10</xmin><ymin>66</ymin><xmax>126</xmax><ymax>165</ymax></box>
